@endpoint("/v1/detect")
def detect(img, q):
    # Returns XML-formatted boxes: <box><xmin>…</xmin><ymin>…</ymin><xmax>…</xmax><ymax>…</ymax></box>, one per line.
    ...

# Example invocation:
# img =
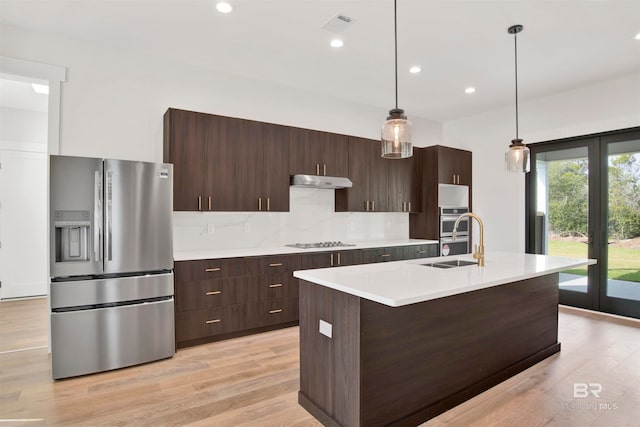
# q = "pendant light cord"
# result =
<box><xmin>394</xmin><ymin>0</ymin><xmax>398</xmax><ymax>109</ymax></box>
<box><xmin>513</xmin><ymin>31</ymin><xmax>519</xmax><ymax>140</ymax></box>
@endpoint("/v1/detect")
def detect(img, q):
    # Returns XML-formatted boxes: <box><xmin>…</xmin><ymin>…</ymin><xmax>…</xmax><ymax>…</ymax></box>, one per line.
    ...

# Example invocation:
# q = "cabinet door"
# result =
<box><xmin>289</xmin><ymin>127</ymin><xmax>322</xmax><ymax>175</ymax></box>
<box><xmin>335</xmin><ymin>250</ymin><xmax>362</xmax><ymax>266</ymax></box>
<box><xmin>319</xmin><ymin>131</ymin><xmax>349</xmax><ymax>177</ymax></box>
<box><xmin>261</xmin><ymin>123</ymin><xmax>290</xmax><ymax>211</ymax></box>
<box><xmin>163</xmin><ymin>109</ymin><xmax>207</xmax><ymax>211</ymax></box>
<box><xmin>453</xmin><ymin>149</ymin><xmax>472</xmax><ymax>187</ymax></box>
<box><xmin>338</xmin><ymin>137</ymin><xmax>372</xmax><ymax>212</ymax></box>
<box><xmin>387</xmin><ymin>155</ymin><xmax>416</xmax><ymax>212</ymax></box>
<box><xmin>289</xmin><ymin>128</ymin><xmax>349</xmax><ymax>177</ymax></box>
<box><xmin>204</xmin><ymin>114</ymin><xmax>241</xmax><ymax>211</ymax></box>
<box><xmin>369</xmin><ymin>141</ymin><xmax>390</xmax><ymax>212</ymax></box>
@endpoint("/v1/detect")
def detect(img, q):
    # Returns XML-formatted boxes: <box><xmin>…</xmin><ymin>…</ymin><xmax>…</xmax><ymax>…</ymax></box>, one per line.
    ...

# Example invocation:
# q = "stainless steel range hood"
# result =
<box><xmin>290</xmin><ymin>174</ymin><xmax>352</xmax><ymax>189</ymax></box>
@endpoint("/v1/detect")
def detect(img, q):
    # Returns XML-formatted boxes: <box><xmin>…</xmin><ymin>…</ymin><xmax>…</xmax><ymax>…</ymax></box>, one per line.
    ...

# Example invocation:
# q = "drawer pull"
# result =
<box><xmin>205</xmin><ymin>319</ymin><xmax>221</xmax><ymax>324</ymax></box>
<box><xmin>205</xmin><ymin>290</ymin><xmax>221</xmax><ymax>295</ymax></box>
<box><xmin>380</xmin><ymin>254</ymin><xmax>391</xmax><ymax>257</ymax></box>
<box><xmin>417</xmin><ymin>250</ymin><xmax>427</xmax><ymax>254</ymax></box>
<box><xmin>269</xmin><ymin>283</ymin><xmax>283</xmax><ymax>288</ymax></box>
<box><xmin>205</xmin><ymin>267</ymin><xmax>221</xmax><ymax>272</ymax></box>
<box><xmin>268</xmin><ymin>263</ymin><xmax>283</xmax><ymax>267</ymax></box>
<box><xmin>269</xmin><ymin>309</ymin><xmax>283</xmax><ymax>314</ymax></box>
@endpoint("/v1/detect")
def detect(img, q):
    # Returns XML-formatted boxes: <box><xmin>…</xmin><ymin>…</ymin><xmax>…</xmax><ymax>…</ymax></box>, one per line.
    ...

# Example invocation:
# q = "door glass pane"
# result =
<box><xmin>535</xmin><ymin>147</ymin><xmax>589</xmax><ymax>293</ymax></box>
<box><xmin>606</xmin><ymin>140</ymin><xmax>640</xmax><ymax>301</ymax></box>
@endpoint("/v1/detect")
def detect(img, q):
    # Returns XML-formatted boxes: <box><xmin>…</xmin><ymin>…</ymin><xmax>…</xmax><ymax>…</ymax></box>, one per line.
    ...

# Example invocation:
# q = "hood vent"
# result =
<box><xmin>290</xmin><ymin>174</ymin><xmax>352</xmax><ymax>189</ymax></box>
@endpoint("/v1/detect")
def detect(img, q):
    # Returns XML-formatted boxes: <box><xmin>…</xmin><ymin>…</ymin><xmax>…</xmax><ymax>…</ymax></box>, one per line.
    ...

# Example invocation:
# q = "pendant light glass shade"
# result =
<box><xmin>505</xmin><ymin>24</ymin><xmax>529</xmax><ymax>173</ymax></box>
<box><xmin>381</xmin><ymin>0</ymin><xmax>412</xmax><ymax>159</ymax></box>
<box><xmin>505</xmin><ymin>138</ymin><xmax>530</xmax><ymax>173</ymax></box>
<box><xmin>382</xmin><ymin>108</ymin><xmax>412</xmax><ymax>158</ymax></box>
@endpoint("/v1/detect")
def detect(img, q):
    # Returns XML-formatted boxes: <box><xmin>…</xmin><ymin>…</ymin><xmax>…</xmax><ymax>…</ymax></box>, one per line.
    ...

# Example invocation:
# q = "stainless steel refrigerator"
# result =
<box><xmin>49</xmin><ymin>155</ymin><xmax>175</xmax><ymax>380</ymax></box>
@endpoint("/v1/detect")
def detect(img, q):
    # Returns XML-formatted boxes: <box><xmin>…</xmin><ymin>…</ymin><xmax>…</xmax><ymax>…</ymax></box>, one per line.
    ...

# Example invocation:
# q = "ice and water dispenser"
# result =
<box><xmin>54</xmin><ymin>210</ymin><xmax>91</xmax><ymax>262</ymax></box>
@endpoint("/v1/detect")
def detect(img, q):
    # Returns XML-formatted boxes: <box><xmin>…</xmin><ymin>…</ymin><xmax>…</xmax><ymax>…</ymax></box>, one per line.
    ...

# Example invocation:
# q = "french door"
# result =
<box><xmin>526</xmin><ymin>127</ymin><xmax>640</xmax><ymax>319</ymax></box>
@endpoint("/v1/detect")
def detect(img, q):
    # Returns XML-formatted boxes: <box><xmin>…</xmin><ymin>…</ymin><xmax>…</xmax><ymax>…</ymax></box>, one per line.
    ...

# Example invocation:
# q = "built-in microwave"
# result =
<box><xmin>439</xmin><ymin>207</ymin><xmax>469</xmax><ymax>237</ymax></box>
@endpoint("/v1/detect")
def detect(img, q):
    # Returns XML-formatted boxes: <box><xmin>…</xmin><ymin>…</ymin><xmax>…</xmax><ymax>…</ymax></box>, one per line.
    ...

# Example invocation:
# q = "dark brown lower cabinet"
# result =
<box><xmin>174</xmin><ymin>243</ymin><xmax>437</xmax><ymax>348</ymax></box>
<box><xmin>298</xmin><ymin>273</ymin><xmax>560</xmax><ymax>426</ymax></box>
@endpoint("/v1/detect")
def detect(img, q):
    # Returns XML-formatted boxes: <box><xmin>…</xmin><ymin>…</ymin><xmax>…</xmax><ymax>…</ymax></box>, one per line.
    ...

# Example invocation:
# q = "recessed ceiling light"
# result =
<box><xmin>465</xmin><ymin>87</ymin><xmax>476</xmax><ymax>94</ymax></box>
<box><xmin>32</xmin><ymin>83</ymin><xmax>49</xmax><ymax>94</ymax></box>
<box><xmin>216</xmin><ymin>2</ymin><xmax>233</xmax><ymax>14</ymax></box>
<box><xmin>409</xmin><ymin>66</ymin><xmax>421</xmax><ymax>74</ymax></box>
<box><xmin>330</xmin><ymin>39</ymin><xmax>344</xmax><ymax>48</ymax></box>
<box><xmin>635</xmin><ymin>32</ymin><xmax>640</xmax><ymax>40</ymax></box>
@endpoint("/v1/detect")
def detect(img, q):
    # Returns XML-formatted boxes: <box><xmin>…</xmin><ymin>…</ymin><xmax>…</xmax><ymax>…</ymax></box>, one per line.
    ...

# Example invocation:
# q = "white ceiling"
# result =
<box><xmin>1</xmin><ymin>0</ymin><xmax>639</xmax><ymax>121</ymax></box>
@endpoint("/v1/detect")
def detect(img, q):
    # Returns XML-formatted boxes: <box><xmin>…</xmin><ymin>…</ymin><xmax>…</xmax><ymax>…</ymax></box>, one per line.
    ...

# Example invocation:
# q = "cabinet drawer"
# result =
<box><xmin>176</xmin><ymin>276</ymin><xmax>251</xmax><ymax>312</ymax></box>
<box><xmin>248</xmin><ymin>254</ymin><xmax>302</xmax><ymax>274</ymax></box>
<box><xmin>360</xmin><ymin>247</ymin><xmax>405</xmax><ymax>263</ymax></box>
<box><xmin>175</xmin><ymin>304</ymin><xmax>246</xmax><ymax>342</ymax></box>
<box><xmin>175</xmin><ymin>257</ymin><xmax>246</xmax><ymax>281</ymax></box>
<box><xmin>252</xmin><ymin>272</ymin><xmax>299</xmax><ymax>301</ymax></box>
<box><xmin>246</xmin><ymin>298</ymin><xmax>298</xmax><ymax>329</ymax></box>
<box><xmin>404</xmin><ymin>244</ymin><xmax>438</xmax><ymax>259</ymax></box>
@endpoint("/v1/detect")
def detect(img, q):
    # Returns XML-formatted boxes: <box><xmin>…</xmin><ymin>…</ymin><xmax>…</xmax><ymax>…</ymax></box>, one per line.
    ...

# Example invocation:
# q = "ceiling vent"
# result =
<box><xmin>321</xmin><ymin>14</ymin><xmax>355</xmax><ymax>33</ymax></box>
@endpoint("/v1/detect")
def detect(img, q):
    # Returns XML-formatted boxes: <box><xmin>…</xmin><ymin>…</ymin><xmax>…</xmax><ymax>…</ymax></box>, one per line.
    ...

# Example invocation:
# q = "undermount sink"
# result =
<box><xmin>421</xmin><ymin>259</ymin><xmax>478</xmax><ymax>269</ymax></box>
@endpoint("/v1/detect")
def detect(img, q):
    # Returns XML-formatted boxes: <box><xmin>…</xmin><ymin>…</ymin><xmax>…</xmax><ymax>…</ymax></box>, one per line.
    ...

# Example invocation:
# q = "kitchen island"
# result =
<box><xmin>293</xmin><ymin>252</ymin><xmax>595</xmax><ymax>426</ymax></box>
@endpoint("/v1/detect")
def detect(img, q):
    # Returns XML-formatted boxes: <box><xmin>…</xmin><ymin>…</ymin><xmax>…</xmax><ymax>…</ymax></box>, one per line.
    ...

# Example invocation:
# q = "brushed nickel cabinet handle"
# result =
<box><xmin>269</xmin><ymin>263</ymin><xmax>283</xmax><ymax>267</ymax></box>
<box><xmin>323</xmin><ymin>164</ymin><xmax>327</xmax><ymax>176</ymax></box>
<box><xmin>205</xmin><ymin>267</ymin><xmax>221</xmax><ymax>272</ymax></box>
<box><xmin>330</xmin><ymin>253</ymin><xmax>334</xmax><ymax>266</ymax></box>
<box><xmin>380</xmin><ymin>253</ymin><xmax>391</xmax><ymax>258</ymax></box>
<box><xmin>267</xmin><ymin>197</ymin><xmax>270</xmax><ymax>211</ymax></box>
<box><xmin>198</xmin><ymin>196</ymin><xmax>202</xmax><ymax>211</ymax></box>
<box><xmin>337</xmin><ymin>253</ymin><xmax>341</xmax><ymax>265</ymax></box>
<box><xmin>259</xmin><ymin>197</ymin><xmax>262</xmax><ymax>211</ymax></box>
<box><xmin>371</xmin><ymin>200</ymin><xmax>375</xmax><ymax>211</ymax></box>
<box><xmin>417</xmin><ymin>250</ymin><xmax>427</xmax><ymax>254</ymax></box>
<box><xmin>205</xmin><ymin>290</ymin><xmax>221</xmax><ymax>295</ymax></box>
<box><xmin>364</xmin><ymin>200</ymin><xmax>369</xmax><ymax>211</ymax></box>
<box><xmin>316</xmin><ymin>164</ymin><xmax>320</xmax><ymax>175</ymax></box>
<box><xmin>269</xmin><ymin>309</ymin><xmax>283</xmax><ymax>314</ymax></box>
<box><xmin>269</xmin><ymin>283</ymin><xmax>283</xmax><ymax>288</ymax></box>
<box><xmin>208</xmin><ymin>196</ymin><xmax>212</xmax><ymax>210</ymax></box>
<box><xmin>205</xmin><ymin>319</ymin><xmax>221</xmax><ymax>324</ymax></box>
<box><xmin>408</xmin><ymin>202</ymin><xmax>411</xmax><ymax>211</ymax></box>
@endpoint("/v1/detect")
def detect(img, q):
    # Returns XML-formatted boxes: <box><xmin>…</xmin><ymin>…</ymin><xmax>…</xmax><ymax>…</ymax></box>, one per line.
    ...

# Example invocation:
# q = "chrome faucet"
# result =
<box><xmin>453</xmin><ymin>212</ymin><xmax>485</xmax><ymax>267</ymax></box>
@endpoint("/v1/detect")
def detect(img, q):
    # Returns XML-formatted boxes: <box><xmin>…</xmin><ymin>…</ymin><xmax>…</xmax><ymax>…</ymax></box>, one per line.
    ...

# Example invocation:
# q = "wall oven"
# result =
<box><xmin>439</xmin><ymin>207</ymin><xmax>470</xmax><ymax>256</ymax></box>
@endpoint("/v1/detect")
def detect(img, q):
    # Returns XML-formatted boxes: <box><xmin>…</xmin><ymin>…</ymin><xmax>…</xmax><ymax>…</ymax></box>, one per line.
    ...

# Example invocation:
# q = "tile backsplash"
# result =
<box><xmin>173</xmin><ymin>187</ymin><xmax>408</xmax><ymax>252</ymax></box>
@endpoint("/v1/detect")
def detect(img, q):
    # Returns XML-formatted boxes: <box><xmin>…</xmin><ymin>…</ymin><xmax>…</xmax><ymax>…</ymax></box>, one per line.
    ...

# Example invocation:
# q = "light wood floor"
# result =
<box><xmin>1</xmin><ymin>299</ymin><xmax>638</xmax><ymax>427</ymax></box>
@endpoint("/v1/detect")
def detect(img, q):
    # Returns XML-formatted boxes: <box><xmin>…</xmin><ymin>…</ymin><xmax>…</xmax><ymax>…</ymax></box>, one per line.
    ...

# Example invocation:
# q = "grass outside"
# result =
<box><xmin>548</xmin><ymin>239</ymin><xmax>640</xmax><ymax>282</ymax></box>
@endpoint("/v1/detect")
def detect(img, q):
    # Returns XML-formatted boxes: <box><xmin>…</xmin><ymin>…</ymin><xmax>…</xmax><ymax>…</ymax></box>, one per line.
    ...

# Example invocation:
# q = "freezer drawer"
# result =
<box><xmin>51</xmin><ymin>298</ymin><xmax>175</xmax><ymax>380</ymax></box>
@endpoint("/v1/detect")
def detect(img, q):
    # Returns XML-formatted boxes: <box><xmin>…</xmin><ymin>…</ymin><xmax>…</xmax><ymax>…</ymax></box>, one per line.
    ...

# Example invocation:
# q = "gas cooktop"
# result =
<box><xmin>286</xmin><ymin>241</ymin><xmax>356</xmax><ymax>249</ymax></box>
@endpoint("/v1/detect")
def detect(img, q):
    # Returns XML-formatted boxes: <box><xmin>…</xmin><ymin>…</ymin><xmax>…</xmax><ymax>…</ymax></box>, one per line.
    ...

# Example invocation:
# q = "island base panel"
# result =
<box><xmin>298</xmin><ymin>273</ymin><xmax>560</xmax><ymax>426</ymax></box>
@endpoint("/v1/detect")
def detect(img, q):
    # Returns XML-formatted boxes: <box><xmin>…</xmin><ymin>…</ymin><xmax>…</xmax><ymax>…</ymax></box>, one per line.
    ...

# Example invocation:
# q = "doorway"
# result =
<box><xmin>526</xmin><ymin>128</ymin><xmax>640</xmax><ymax>319</ymax></box>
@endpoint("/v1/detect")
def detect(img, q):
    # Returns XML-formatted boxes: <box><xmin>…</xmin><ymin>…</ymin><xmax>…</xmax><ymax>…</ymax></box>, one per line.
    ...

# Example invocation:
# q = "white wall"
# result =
<box><xmin>0</xmin><ymin>106</ymin><xmax>48</xmax><ymax>298</ymax></box>
<box><xmin>1</xmin><ymin>24</ymin><xmax>441</xmax><ymax>251</ymax></box>
<box><xmin>443</xmin><ymin>73</ymin><xmax>640</xmax><ymax>252</ymax></box>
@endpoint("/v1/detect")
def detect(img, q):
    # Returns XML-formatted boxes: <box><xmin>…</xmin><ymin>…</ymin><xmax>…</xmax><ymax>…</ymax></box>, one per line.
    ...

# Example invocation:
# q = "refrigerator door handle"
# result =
<box><xmin>94</xmin><ymin>171</ymin><xmax>103</xmax><ymax>261</ymax></box>
<box><xmin>105</xmin><ymin>170</ymin><xmax>113</xmax><ymax>261</ymax></box>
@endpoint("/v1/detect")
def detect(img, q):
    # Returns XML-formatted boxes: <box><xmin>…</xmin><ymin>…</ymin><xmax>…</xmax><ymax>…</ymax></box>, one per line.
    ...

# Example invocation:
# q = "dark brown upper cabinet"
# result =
<box><xmin>409</xmin><ymin>145</ymin><xmax>472</xmax><ymax>240</ymax></box>
<box><xmin>289</xmin><ymin>127</ymin><xmax>349</xmax><ymax>177</ymax></box>
<box><xmin>336</xmin><ymin>137</ymin><xmax>418</xmax><ymax>212</ymax></box>
<box><xmin>164</xmin><ymin>108</ymin><xmax>289</xmax><ymax>212</ymax></box>
<box><xmin>433</xmin><ymin>145</ymin><xmax>472</xmax><ymax>186</ymax></box>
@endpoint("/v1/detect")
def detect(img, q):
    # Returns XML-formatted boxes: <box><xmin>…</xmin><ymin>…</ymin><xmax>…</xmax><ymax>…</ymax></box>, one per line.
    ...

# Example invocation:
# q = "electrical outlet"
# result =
<box><xmin>207</xmin><ymin>224</ymin><xmax>215</xmax><ymax>234</ymax></box>
<box><xmin>319</xmin><ymin>319</ymin><xmax>332</xmax><ymax>338</ymax></box>
<box><xmin>244</xmin><ymin>223</ymin><xmax>251</xmax><ymax>233</ymax></box>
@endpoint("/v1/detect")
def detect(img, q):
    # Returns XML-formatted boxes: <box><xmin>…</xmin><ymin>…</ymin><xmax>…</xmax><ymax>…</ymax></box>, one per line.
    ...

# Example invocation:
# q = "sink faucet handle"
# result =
<box><xmin>473</xmin><ymin>244</ymin><xmax>479</xmax><ymax>259</ymax></box>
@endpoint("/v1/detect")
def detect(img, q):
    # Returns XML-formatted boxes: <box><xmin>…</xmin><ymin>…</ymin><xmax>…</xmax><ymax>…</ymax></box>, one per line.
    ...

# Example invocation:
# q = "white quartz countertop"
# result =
<box><xmin>174</xmin><ymin>239</ymin><xmax>438</xmax><ymax>261</ymax></box>
<box><xmin>293</xmin><ymin>251</ymin><xmax>596</xmax><ymax>307</ymax></box>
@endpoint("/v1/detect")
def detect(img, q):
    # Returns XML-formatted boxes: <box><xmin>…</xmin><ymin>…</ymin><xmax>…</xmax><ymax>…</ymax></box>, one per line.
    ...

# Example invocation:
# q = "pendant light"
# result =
<box><xmin>505</xmin><ymin>24</ymin><xmax>530</xmax><ymax>173</ymax></box>
<box><xmin>381</xmin><ymin>0</ymin><xmax>412</xmax><ymax>159</ymax></box>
